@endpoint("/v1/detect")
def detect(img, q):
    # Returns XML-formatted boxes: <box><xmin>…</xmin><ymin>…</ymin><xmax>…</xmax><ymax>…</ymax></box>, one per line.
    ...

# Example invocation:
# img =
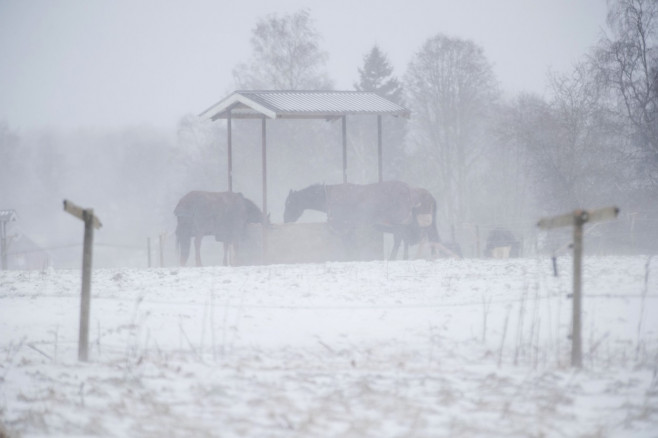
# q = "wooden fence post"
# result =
<box><xmin>571</xmin><ymin>210</ymin><xmax>585</xmax><ymax>367</ymax></box>
<box><xmin>1</xmin><ymin>220</ymin><xmax>8</xmax><ymax>271</ymax></box>
<box><xmin>147</xmin><ymin>237</ymin><xmax>152</xmax><ymax>268</ymax></box>
<box><xmin>538</xmin><ymin>206</ymin><xmax>619</xmax><ymax>367</ymax></box>
<box><xmin>0</xmin><ymin>210</ymin><xmax>17</xmax><ymax>271</ymax></box>
<box><xmin>63</xmin><ymin>200</ymin><xmax>102</xmax><ymax>362</ymax></box>
<box><xmin>475</xmin><ymin>225</ymin><xmax>481</xmax><ymax>258</ymax></box>
<box><xmin>159</xmin><ymin>233</ymin><xmax>165</xmax><ymax>267</ymax></box>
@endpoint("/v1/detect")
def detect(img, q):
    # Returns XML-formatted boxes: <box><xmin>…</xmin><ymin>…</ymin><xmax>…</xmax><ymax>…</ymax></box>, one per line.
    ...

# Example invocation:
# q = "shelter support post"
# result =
<box><xmin>377</xmin><ymin>115</ymin><xmax>383</xmax><ymax>183</ymax></box>
<box><xmin>227</xmin><ymin>109</ymin><xmax>233</xmax><ymax>192</ymax></box>
<box><xmin>342</xmin><ymin>116</ymin><xmax>347</xmax><ymax>183</ymax></box>
<box><xmin>261</xmin><ymin>116</ymin><xmax>268</xmax><ymax>263</ymax></box>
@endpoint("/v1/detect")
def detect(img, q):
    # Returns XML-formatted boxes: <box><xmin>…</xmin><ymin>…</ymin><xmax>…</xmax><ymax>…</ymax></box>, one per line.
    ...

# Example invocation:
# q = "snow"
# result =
<box><xmin>1</xmin><ymin>256</ymin><xmax>657</xmax><ymax>437</ymax></box>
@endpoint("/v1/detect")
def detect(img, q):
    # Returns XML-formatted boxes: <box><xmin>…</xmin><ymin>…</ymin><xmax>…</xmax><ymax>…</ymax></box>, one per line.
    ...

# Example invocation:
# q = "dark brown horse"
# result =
<box><xmin>284</xmin><ymin>181</ymin><xmax>441</xmax><ymax>259</ymax></box>
<box><xmin>392</xmin><ymin>187</ymin><xmax>442</xmax><ymax>259</ymax></box>
<box><xmin>174</xmin><ymin>191</ymin><xmax>266</xmax><ymax>266</ymax></box>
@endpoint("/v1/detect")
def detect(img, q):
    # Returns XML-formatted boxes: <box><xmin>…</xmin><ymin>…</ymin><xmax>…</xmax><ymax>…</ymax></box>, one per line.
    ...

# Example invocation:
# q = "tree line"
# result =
<box><xmin>1</xmin><ymin>0</ymin><xmax>656</xmax><ymax>263</ymax></box>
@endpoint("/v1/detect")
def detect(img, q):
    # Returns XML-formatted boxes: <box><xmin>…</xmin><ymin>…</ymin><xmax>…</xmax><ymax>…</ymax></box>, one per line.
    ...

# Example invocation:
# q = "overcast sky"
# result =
<box><xmin>0</xmin><ymin>0</ymin><xmax>608</xmax><ymax>132</ymax></box>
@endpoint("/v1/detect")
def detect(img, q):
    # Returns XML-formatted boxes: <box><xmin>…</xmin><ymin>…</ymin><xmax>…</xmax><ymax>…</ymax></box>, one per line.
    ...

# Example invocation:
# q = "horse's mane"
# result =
<box><xmin>302</xmin><ymin>183</ymin><xmax>325</xmax><ymax>192</ymax></box>
<box><xmin>289</xmin><ymin>183</ymin><xmax>327</xmax><ymax>201</ymax></box>
<box><xmin>240</xmin><ymin>196</ymin><xmax>263</xmax><ymax>223</ymax></box>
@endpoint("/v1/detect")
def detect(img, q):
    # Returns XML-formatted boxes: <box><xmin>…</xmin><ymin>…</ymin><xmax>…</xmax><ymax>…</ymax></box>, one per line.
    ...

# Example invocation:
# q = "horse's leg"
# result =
<box><xmin>428</xmin><ymin>224</ymin><xmax>441</xmax><ymax>258</ymax></box>
<box><xmin>179</xmin><ymin>236</ymin><xmax>191</xmax><ymax>266</ymax></box>
<box><xmin>390</xmin><ymin>232</ymin><xmax>401</xmax><ymax>260</ymax></box>
<box><xmin>403</xmin><ymin>239</ymin><xmax>410</xmax><ymax>260</ymax></box>
<box><xmin>194</xmin><ymin>235</ymin><xmax>203</xmax><ymax>267</ymax></box>
<box><xmin>224</xmin><ymin>241</ymin><xmax>233</xmax><ymax>266</ymax></box>
<box><xmin>231</xmin><ymin>241</ymin><xmax>239</xmax><ymax>266</ymax></box>
<box><xmin>415</xmin><ymin>235</ymin><xmax>428</xmax><ymax>259</ymax></box>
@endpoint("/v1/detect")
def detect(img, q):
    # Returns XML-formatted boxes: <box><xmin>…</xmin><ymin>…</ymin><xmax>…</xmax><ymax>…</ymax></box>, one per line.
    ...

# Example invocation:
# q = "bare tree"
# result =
<box><xmin>174</xmin><ymin>114</ymin><xmax>227</xmax><ymax>192</ymax></box>
<box><xmin>404</xmin><ymin>34</ymin><xmax>498</xmax><ymax>227</ymax></box>
<box><xmin>545</xmin><ymin>64</ymin><xmax>624</xmax><ymax>210</ymax></box>
<box><xmin>484</xmin><ymin>95</ymin><xmax>541</xmax><ymax>230</ymax></box>
<box><xmin>593</xmin><ymin>0</ymin><xmax>658</xmax><ymax>182</ymax></box>
<box><xmin>232</xmin><ymin>9</ymin><xmax>332</xmax><ymax>90</ymax></box>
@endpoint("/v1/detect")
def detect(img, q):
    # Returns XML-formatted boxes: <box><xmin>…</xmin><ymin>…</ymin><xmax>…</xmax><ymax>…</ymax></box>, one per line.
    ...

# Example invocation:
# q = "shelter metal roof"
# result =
<box><xmin>199</xmin><ymin>90</ymin><xmax>410</xmax><ymax>121</ymax></box>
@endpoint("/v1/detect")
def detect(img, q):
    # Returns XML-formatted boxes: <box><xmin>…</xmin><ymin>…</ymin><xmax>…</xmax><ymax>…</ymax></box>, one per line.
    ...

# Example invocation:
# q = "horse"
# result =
<box><xmin>174</xmin><ymin>191</ymin><xmax>266</xmax><ymax>266</ymax></box>
<box><xmin>284</xmin><ymin>181</ymin><xmax>442</xmax><ymax>260</ymax></box>
<box><xmin>485</xmin><ymin>227</ymin><xmax>520</xmax><ymax>258</ymax></box>
<box><xmin>389</xmin><ymin>187</ymin><xmax>442</xmax><ymax>260</ymax></box>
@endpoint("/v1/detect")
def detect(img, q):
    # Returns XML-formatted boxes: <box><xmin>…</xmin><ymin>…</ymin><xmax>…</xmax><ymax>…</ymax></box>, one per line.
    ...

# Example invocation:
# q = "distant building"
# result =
<box><xmin>7</xmin><ymin>233</ymin><xmax>52</xmax><ymax>270</ymax></box>
<box><xmin>0</xmin><ymin>209</ymin><xmax>51</xmax><ymax>270</ymax></box>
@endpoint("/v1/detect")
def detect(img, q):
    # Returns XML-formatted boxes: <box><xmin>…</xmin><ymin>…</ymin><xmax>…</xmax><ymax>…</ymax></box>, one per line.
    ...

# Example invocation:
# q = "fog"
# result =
<box><xmin>1</xmin><ymin>0</ymin><xmax>605</xmax><ymax>130</ymax></box>
<box><xmin>1</xmin><ymin>0</ymin><xmax>656</xmax><ymax>269</ymax></box>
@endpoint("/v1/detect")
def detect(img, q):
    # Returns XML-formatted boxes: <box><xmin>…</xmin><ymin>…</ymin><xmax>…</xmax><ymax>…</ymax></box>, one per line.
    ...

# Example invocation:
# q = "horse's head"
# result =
<box><xmin>243</xmin><ymin>197</ymin><xmax>268</xmax><ymax>224</ymax></box>
<box><xmin>284</xmin><ymin>184</ymin><xmax>328</xmax><ymax>222</ymax></box>
<box><xmin>284</xmin><ymin>189</ymin><xmax>304</xmax><ymax>223</ymax></box>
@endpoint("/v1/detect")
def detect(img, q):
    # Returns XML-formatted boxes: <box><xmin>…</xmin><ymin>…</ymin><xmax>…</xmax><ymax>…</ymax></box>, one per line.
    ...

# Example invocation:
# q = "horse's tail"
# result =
<box><xmin>175</xmin><ymin>217</ymin><xmax>182</xmax><ymax>263</ymax></box>
<box><xmin>175</xmin><ymin>224</ymin><xmax>181</xmax><ymax>259</ymax></box>
<box><xmin>427</xmin><ymin>198</ymin><xmax>441</xmax><ymax>257</ymax></box>
<box><xmin>175</xmin><ymin>215</ymin><xmax>192</xmax><ymax>266</ymax></box>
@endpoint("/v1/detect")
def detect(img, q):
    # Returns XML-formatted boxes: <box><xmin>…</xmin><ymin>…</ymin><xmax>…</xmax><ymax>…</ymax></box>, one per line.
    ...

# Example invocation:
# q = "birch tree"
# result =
<box><xmin>404</xmin><ymin>34</ymin><xmax>498</xmax><ymax>226</ymax></box>
<box><xmin>232</xmin><ymin>9</ymin><xmax>332</xmax><ymax>90</ymax></box>
<box><xmin>593</xmin><ymin>0</ymin><xmax>658</xmax><ymax>183</ymax></box>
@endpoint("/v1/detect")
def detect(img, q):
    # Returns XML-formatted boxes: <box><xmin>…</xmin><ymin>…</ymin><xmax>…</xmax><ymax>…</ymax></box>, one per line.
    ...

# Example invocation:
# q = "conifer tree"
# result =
<box><xmin>355</xmin><ymin>46</ymin><xmax>403</xmax><ymax>104</ymax></box>
<box><xmin>352</xmin><ymin>46</ymin><xmax>407</xmax><ymax>182</ymax></box>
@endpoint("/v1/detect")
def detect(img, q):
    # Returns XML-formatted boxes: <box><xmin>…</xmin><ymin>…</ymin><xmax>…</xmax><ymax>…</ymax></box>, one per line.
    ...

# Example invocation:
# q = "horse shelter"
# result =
<box><xmin>198</xmin><ymin>90</ymin><xmax>410</xmax><ymax>264</ymax></box>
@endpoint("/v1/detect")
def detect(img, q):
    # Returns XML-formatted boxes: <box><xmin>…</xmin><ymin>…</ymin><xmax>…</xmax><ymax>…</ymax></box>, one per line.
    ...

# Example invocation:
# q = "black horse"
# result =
<box><xmin>284</xmin><ymin>181</ymin><xmax>441</xmax><ymax>260</ymax></box>
<box><xmin>485</xmin><ymin>227</ymin><xmax>520</xmax><ymax>258</ymax></box>
<box><xmin>394</xmin><ymin>187</ymin><xmax>442</xmax><ymax>259</ymax></box>
<box><xmin>174</xmin><ymin>191</ymin><xmax>266</xmax><ymax>266</ymax></box>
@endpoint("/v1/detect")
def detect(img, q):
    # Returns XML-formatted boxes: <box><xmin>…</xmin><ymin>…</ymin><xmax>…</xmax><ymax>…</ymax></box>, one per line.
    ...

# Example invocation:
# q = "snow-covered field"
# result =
<box><xmin>1</xmin><ymin>256</ymin><xmax>657</xmax><ymax>437</ymax></box>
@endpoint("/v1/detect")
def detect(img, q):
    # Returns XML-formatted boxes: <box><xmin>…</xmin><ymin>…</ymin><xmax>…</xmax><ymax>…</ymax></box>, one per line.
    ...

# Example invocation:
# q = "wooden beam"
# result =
<box><xmin>63</xmin><ymin>200</ymin><xmax>102</xmax><ymax>229</ymax></box>
<box><xmin>538</xmin><ymin>206</ymin><xmax>619</xmax><ymax>230</ymax></box>
<box><xmin>261</xmin><ymin>116</ymin><xmax>268</xmax><ymax>264</ymax></box>
<box><xmin>537</xmin><ymin>212</ymin><xmax>575</xmax><ymax>230</ymax></box>
<box><xmin>586</xmin><ymin>206</ymin><xmax>620</xmax><ymax>224</ymax></box>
